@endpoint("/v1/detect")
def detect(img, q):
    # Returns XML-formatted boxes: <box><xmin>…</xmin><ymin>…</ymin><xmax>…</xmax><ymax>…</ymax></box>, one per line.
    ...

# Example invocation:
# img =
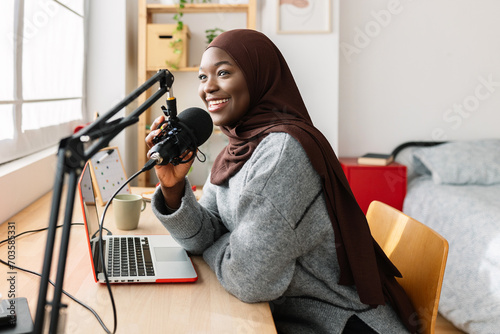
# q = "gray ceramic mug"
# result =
<box><xmin>113</xmin><ymin>194</ymin><xmax>146</xmax><ymax>230</ymax></box>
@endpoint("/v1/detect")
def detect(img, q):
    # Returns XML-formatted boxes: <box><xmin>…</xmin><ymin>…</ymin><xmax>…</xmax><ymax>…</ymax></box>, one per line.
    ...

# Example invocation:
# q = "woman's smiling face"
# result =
<box><xmin>198</xmin><ymin>47</ymin><xmax>250</xmax><ymax>127</ymax></box>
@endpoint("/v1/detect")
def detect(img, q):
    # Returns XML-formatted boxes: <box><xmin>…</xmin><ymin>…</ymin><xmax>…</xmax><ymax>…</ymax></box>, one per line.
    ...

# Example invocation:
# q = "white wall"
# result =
<box><xmin>86</xmin><ymin>0</ymin><xmax>133</xmax><ymax>176</ymax></box>
<box><xmin>339</xmin><ymin>0</ymin><xmax>500</xmax><ymax>157</ymax></box>
<box><xmin>0</xmin><ymin>148</ymin><xmax>57</xmax><ymax>223</ymax></box>
<box><xmin>260</xmin><ymin>1</ymin><xmax>340</xmax><ymax>151</ymax></box>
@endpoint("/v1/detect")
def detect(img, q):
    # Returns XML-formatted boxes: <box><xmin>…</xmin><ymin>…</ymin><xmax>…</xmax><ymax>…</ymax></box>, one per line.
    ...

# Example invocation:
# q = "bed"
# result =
<box><xmin>393</xmin><ymin>139</ymin><xmax>500</xmax><ymax>334</ymax></box>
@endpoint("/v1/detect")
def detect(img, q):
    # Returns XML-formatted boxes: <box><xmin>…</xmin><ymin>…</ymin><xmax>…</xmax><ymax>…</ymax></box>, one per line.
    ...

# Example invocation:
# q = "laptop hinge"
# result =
<box><xmin>92</xmin><ymin>239</ymin><xmax>106</xmax><ymax>274</ymax></box>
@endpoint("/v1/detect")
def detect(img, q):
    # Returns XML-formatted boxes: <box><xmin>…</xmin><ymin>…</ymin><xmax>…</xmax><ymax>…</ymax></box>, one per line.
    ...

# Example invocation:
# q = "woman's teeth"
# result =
<box><xmin>209</xmin><ymin>98</ymin><xmax>229</xmax><ymax>107</ymax></box>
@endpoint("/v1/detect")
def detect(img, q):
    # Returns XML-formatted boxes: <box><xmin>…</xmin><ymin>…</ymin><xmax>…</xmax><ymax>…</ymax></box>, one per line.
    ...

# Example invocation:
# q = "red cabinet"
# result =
<box><xmin>339</xmin><ymin>158</ymin><xmax>407</xmax><ymax>214</ymax></box>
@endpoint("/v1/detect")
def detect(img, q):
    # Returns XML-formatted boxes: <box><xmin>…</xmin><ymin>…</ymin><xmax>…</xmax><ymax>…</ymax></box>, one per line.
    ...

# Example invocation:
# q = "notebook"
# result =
<box><xmin>78</xmin><ymin>161</ymin><xmax>198</xmax><ymax>284</ymax></box>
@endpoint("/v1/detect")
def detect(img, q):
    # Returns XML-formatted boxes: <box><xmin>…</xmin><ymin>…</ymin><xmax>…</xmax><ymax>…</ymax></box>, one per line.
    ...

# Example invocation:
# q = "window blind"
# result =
<box><xmin>0</xmin><ymin>0</ymin><xmax>86</xmax><ymax>164</ymax></box>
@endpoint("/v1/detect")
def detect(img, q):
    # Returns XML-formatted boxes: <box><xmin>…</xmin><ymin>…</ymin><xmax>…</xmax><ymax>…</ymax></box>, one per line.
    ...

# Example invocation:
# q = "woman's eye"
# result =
<box><xmin>198</xmin><ymin>74</ymin><xmax>206</xmax><ymax>81</ymax></box>
<box><xmin>218</xmin><ymin>70</ymin><xmax>229</xmax><ymax>77</ymax></box>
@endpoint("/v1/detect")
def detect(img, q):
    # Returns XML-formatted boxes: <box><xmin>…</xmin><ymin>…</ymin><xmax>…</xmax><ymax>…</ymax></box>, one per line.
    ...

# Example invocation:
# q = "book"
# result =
<box><xmin>357</xmin><ymin>153</ymin><xmax>394</xmax><ymax>166</ymax></box>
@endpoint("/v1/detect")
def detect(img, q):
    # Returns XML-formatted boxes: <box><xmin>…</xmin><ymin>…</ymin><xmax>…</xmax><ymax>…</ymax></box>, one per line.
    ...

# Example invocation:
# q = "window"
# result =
<box><xmin>0</xmin><ymin>0</ymin><xmax>86</xmax><ymax>164</ymax></box>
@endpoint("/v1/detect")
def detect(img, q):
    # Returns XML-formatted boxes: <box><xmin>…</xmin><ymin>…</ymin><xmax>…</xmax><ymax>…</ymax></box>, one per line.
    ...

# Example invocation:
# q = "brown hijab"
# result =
<box><xmin>208</xmin><ymin>29</ymin><xmax>417</xmax><ymax>332</ymax></box>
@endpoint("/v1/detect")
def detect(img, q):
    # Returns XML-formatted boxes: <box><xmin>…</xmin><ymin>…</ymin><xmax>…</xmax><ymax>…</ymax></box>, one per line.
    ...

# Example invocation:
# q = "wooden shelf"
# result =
<box><xmin>147</xmin><ymin>3</ymin><xmax>251</xmax><ymax>14</ymax></box>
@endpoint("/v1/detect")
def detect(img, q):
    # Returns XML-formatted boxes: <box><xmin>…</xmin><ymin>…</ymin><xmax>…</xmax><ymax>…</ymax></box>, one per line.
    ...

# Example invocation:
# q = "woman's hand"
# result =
<box><xmin>146</xmin><ymin>115</ymin><xmax>195</xmax><ymax>209</ymax></box>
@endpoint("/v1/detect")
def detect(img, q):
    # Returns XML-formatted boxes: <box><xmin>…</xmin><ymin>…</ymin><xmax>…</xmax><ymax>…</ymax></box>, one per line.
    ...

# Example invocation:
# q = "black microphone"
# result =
<box><xmin>147</xmin><ymin>107</ymin><xmax>213</xmax><ymax>166</ymax></box>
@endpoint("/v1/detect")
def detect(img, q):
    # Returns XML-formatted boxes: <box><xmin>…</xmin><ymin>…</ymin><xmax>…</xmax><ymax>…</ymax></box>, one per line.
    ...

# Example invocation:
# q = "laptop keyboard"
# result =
<box><xmin>106</xmin><ymin>237</ymin><xmax>155</xmax><ymax>277</ymax></box>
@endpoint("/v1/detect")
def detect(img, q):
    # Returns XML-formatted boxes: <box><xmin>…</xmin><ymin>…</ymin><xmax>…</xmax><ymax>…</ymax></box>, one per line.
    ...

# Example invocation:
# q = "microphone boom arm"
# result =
<box><xmin>33</xmin><ymin>69</ymin><xmax>174</xmax><ymax>334</ymax></box>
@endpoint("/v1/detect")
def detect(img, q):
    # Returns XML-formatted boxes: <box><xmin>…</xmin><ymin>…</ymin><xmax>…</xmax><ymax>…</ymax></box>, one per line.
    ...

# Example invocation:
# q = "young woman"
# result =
<box><xmin>146</xmin><ymin>29</ymin><xmax>417</xmax><ymax>334</ymax></box>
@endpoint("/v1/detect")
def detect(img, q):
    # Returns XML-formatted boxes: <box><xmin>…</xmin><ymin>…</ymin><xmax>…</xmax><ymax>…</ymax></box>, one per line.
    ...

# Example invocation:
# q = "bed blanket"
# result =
<box><xmin>404</xmin><ymin>176</ymin><xmax>500</xmax><ymax>334</ymax></box>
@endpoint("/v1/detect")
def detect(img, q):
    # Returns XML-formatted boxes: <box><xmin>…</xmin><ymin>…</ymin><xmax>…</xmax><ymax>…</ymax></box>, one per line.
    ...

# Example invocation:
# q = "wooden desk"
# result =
<box><xmin>0</xmin><ymin>187</ymin><xmax>276</xmax><ymax>333</ymax></box>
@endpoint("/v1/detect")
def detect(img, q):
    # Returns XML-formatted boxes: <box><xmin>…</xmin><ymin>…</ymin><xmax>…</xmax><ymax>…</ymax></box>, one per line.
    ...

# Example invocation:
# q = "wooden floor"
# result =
<box><xmin>436</xmin><ymin>314</ymin><xmax>465</xmax><ymax>333</ymax></box>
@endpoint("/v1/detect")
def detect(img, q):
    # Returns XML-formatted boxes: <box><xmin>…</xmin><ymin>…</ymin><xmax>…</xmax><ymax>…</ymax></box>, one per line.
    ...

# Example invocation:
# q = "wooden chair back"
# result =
<box><xmin>366</xmin><ymin>201</ymin><xmax>449</xmax><ymax>334</ymax></box>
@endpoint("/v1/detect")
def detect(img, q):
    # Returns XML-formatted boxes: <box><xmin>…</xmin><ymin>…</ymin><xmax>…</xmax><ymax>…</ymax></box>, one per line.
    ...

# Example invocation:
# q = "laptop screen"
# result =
<box><xmin>79</xmin><ymin>162</ymin><xmax>102</xmax><ymax>267</ymax></box>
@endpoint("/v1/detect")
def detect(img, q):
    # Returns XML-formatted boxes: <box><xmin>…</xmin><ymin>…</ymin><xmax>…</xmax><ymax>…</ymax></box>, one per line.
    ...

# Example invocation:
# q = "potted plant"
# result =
<box><xmin>166</xmin><ymin>0</ymin><xmax>216</xmax><ymax>69</ymax></box>
<box><xmin>205</xmin><ymin>27</ymin><xmax>225</xmax><ymax>45</ymax></box>
<box><xmin>164</xmin><ymin>0</ymin><xmax>187</xmax><ymax>69</ymax></box>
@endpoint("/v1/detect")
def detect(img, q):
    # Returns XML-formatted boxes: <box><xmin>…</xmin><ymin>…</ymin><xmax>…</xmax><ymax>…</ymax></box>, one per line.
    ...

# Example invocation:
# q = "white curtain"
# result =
<box><xmin>0</xmin><ymin>0</ymin><xmax>86</xmax><ymax>164</ymax></box>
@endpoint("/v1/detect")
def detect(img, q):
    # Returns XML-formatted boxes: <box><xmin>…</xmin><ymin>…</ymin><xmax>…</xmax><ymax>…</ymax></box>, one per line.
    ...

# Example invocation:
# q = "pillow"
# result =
<box><xmin>411</xmin><ymin>139</ymin><xmax>500</xmax><ymax>185</ymax></box>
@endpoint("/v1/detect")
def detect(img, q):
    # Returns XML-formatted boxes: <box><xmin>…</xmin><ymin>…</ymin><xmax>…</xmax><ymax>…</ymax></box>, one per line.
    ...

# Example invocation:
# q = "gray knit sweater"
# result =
<box><xmin>151</xmin><ymin>132</ymin><xmax>409</xmax><ymax>334</ymax></box>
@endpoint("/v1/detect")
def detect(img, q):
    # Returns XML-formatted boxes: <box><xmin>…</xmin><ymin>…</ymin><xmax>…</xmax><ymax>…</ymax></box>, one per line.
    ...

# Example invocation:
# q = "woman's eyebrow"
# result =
<box><xmin>200</xmin><ymin>60</ymin><xmax>233</xmax><ymax>71</ymax></box>
<box><xmin>214</xmin><ymin>60</ymin><xmax>232</xmax><ymax>67</ymax></box>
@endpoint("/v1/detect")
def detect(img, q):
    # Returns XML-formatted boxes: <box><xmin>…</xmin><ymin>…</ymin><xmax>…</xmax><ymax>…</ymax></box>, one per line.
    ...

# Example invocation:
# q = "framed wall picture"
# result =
<box><xmin>277</xmin><ymin>0</ymin><xmax>332</xmax><ymax>34</ymax></box>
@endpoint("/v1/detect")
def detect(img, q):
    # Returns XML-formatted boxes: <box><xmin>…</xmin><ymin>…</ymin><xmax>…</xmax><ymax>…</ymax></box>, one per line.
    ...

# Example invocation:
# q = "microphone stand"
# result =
<box><xmin>32</xmin><ymin>69</ymin><xmax>174</xmax><ymax>334</ymax></box>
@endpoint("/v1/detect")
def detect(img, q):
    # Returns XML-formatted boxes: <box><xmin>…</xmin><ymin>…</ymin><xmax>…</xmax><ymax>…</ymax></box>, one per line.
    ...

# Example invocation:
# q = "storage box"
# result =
<box><xmin>147</xmin><ymin>24</ymin><xmax>190</xmax><ymax>69</ymax></box>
